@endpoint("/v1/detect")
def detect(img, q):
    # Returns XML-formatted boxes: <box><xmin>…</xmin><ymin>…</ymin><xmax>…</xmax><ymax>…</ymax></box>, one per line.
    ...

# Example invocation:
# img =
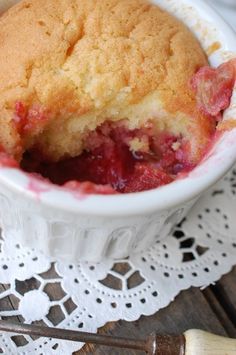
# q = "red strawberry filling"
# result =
<box><xmin>21</xmin><ymin>121</ymin><xmax>193</xmax><ymax>193</ymax></box>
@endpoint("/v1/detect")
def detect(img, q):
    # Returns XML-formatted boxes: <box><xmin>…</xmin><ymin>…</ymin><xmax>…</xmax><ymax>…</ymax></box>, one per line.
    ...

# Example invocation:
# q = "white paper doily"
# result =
<box><xmin>0</xmin><ymin>163</ymin><xmax>235</xmax><ymax>355</ymax></box>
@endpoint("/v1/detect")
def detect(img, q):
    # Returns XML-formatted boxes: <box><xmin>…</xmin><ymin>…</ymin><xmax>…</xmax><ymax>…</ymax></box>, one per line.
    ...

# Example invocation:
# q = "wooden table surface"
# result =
<box><xmin>77</xmin><ymin>267</ymin><xmax>236</xmax><ymax>354</ymax></box>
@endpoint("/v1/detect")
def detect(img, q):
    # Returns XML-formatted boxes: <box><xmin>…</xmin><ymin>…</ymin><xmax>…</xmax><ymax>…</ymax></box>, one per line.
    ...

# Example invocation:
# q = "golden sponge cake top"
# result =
<box><xmin>0</xmin><ymin>0</ymin><xmax>212</xmax><ymax>161</ymax></box>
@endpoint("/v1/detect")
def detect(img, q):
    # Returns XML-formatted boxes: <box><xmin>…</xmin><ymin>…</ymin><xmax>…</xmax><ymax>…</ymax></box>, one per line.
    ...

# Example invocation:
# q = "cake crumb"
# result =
<box><xmin>172</xmin><ymin>141</ymin><xmax>181</xmax><ymax>151</ymax></box>
<box><xmin>207</xmin><ymin>42</ymin><xmax>221</xmax><ymax>56</ymax></box>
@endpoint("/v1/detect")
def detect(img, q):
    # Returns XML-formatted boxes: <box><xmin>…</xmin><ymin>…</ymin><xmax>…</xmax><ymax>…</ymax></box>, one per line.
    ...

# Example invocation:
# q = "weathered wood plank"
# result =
<box><xmin>212</xmin><ymin>266</ymin><xmax>236</xmax><ymax>329</ymax></box>
<box><xmin>0</xmin><ymin>284</ymin><xmax>13</xmax><ymax>315</ymax></box>
<box><xmin>203</xmin><ymin>288</ymin><xmax>236</xmax><ymax>338</ymax></box>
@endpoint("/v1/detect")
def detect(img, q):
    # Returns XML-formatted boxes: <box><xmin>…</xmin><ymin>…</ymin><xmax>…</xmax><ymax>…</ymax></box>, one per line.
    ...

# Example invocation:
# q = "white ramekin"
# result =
<box><xmin>216</xmin><ymin>0</ymin><xmax>236</xmax><ymax>7</ymax></box>
<box><xmin>0</xmin><ymin>0</ymin><xmax>235</xmax><ymax>262</ymax></box>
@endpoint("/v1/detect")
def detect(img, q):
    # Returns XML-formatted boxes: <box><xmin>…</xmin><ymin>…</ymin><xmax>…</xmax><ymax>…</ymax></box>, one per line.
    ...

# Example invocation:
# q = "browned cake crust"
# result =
<box><xmin>0</xmin><ymin>0</ymin><xmax>214</xmax><ymax>162</ymax></box>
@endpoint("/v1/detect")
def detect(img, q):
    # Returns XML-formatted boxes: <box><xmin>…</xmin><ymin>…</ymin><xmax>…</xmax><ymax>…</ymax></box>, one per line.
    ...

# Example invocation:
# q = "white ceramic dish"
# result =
<box><xmin>216</xmin><ymin>0</ymin><xmax>236</xmax><ymax>7</ymax></box>
<box><xmin>0</xmin><ymin>0</ymin><xmax>235</xmax><ymax>262</ymax></box>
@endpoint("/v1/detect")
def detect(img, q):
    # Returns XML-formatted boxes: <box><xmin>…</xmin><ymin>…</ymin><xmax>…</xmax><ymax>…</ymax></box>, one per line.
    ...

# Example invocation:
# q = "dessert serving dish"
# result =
<box><xmin>0</xmin><ymin>0</ymin><xmax>235</xmax><ymax>262</ymax></box>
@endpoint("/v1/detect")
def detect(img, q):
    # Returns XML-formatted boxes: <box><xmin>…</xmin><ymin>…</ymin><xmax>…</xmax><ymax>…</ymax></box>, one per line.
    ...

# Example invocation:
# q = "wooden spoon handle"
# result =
<box><xmin>184</xmin><ymin>330</ymin><xmax>236</xmax><ymax>355</ymax></box>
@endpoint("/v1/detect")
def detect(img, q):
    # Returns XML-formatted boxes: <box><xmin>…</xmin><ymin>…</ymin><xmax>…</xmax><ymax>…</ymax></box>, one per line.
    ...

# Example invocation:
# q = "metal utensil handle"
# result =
<box><xmin>0</xmin><ymin>320</ymin><xmax>149</xmax><ymax>352</ymax></box>
<box><xmin>0</xmin><ymin>321</ymin><xmax>185</xmax><ymax>354</ymax></box>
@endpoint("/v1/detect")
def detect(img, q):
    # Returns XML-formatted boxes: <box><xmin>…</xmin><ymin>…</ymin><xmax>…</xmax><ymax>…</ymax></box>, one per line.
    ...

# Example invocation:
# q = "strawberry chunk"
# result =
<box><xmin>14</xmin><ymin>102</ymin><xmax>49</xmax><ymax>134</ymax></box>
<box><xmin>123</xmin><ymin>164</ymin><xmax>173</xmax><ymax>193</ymax></box>
<box><xmin>191</xmin><ymin>59</ymin><xmax>236</xmax><ymax>118</ymax></box>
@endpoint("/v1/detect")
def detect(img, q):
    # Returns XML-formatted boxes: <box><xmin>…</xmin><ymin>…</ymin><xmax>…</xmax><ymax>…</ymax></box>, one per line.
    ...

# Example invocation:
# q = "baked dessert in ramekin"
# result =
<box><xmin>0</xmin><ymin>0</ymin><xmax>235</xmax><ymax>261</ymax></box>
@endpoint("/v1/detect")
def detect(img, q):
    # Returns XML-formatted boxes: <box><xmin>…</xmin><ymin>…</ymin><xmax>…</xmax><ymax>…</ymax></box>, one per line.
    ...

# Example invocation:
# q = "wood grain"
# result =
<box><xmin>212</xmin><ymin>267</ymin><xmax>236</xmax><ymax>328</ymax></box>
<box><xmin>203</xmin><ymin>288</ymin><xmax>236</xmax><ymax>338</ymax></box>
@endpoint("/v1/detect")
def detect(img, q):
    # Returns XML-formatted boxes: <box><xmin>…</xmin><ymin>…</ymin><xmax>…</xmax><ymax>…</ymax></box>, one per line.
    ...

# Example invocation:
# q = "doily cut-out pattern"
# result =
<box><xmin>0</xmin><ymin>165</ymin><xmax>235</xmax><ymax>355</ymax></box>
